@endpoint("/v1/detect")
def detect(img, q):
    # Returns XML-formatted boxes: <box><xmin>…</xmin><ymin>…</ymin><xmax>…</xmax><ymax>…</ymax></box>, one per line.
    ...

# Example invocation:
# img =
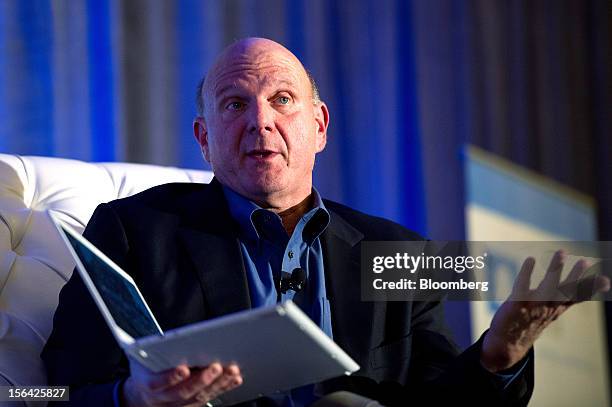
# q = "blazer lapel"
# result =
<box><xmin>320</xmin><ymin>208</ymin><xmax>375</xmax><ymax>361</ymax></box>
<box><xmin>178</xmin><ymin>179</ymin><xmax>251</xmax><ymax>319</ymax></box>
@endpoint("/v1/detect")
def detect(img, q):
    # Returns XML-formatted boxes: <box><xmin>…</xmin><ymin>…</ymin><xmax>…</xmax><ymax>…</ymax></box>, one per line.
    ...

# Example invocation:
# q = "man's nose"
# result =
<box><xmin>248</xmin><ymin>101</ymin><xmax>274</xmax><ymax>135</ymax></box>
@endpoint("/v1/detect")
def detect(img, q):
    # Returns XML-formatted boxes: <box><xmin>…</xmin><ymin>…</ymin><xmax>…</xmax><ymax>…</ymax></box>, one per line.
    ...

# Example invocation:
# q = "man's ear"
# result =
<box><xmin>193</xmin><ymin>117</ymin><xmax>211</xmax><ymax>162</ymax></box>
<box><xmin>314</xmin><ymin>102</ymin><xmax>329</xmax><ymax>153</ymax></box>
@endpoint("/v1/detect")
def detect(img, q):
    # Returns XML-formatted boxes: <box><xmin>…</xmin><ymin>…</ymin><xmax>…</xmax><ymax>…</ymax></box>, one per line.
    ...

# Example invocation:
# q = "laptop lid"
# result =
<box><xmin>49</xmin><ymin>211</ymin><xmax>163</xmax><ymax>346</ymax></box>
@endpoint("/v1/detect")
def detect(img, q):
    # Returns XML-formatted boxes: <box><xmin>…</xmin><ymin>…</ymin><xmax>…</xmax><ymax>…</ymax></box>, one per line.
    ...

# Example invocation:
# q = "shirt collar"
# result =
<box><xmin>222</xmin><ymin>185</ymin><xmax>329</xmax><ymax>244</ymax></box>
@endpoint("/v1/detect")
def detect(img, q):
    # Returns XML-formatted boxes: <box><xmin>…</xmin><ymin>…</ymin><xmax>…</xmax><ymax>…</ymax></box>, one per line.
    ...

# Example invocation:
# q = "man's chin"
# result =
<box><xmin>244</xmin><ymin>179</ymin><xmax>285</xmax><ymax>197</ymax></box>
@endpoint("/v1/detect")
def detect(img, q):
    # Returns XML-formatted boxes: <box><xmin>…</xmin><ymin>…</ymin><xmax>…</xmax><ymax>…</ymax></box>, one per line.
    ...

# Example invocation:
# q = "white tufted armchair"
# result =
<box><xmin>0</xmin><ymin>154</ymin><xmax>212</xmax><ymax>404</ymax></box>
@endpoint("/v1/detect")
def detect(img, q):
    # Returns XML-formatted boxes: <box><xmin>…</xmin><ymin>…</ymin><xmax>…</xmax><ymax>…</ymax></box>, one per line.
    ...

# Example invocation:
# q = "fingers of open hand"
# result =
<box><xmin>536</xmin><ymin>250</ymin><xmax>566</xmax><ymax>296</ymax></box>
<box><xmin>565</xmin><ymin>259</ymin><xmax>589</xmax><ymax>283</ymax></box>
<box><xmin>594</xmin><ymin>274</ymin><xmax>611</xmax><ymax>293</ymax></box>
<box><xmin>550</xmin><ymin>256</ymin><xmax>608</xmax><ymax>303</ymax></box>
<box><xmin>512</xmin><ymin>257</ymin><xmax>536</xmax><ymax>296</ymax></box>
<box><xmin>514</xmin><ymin>251</ymin><xmax>594</xmax><ymax>302</ymax></box>
<box><xmin>559</xmin><ymin>259</ymin><xmax>591</xmax><ymax>304</ymax></box>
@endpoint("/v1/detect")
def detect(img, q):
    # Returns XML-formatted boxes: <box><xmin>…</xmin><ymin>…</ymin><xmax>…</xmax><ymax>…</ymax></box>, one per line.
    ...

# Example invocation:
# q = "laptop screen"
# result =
<box><xmin>63</xmin><ymin>228</ymin><xmax>162</xmax><ymax>339</ymax></box>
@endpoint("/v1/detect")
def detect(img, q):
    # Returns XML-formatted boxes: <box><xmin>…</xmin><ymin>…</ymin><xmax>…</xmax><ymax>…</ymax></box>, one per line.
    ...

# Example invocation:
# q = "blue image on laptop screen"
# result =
<box><xmin>63</xmin><ymin>229</ymin><xmax>161</xmax><ymax>339</ymax></box>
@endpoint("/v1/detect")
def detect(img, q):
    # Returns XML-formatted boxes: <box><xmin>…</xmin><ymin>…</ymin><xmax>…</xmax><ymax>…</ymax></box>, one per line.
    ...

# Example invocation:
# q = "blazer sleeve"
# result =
<box><xmin>41</xmin><ymin>203</ymin><xmax>131</xmax><ymax>406</ymax></box>
<box><xmin>402</xmin><ymin>300</ymin><xmax>534</xmax><ymax>406</ymax></box>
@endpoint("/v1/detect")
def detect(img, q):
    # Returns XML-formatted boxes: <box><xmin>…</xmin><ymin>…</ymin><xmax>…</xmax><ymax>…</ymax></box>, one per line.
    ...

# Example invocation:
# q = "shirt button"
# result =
<box><xmin>288</xmin><ymin>251</ymin><xmax>294</xmax><ymax>259</ymax></box>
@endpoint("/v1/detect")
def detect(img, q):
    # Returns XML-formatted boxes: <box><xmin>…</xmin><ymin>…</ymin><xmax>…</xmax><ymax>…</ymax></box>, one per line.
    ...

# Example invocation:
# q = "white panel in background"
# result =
<box><xmin>464</xmin><ymin>146</ymin><xmax>609</xmax><ymax>407</ymax></box>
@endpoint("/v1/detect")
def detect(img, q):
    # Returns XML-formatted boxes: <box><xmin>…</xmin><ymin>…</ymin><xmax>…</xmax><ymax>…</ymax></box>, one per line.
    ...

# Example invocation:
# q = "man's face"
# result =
<box><xmin>194</xmin><ymin>39</ymin><xmax>329</xmax><ymax>208</ymax></box>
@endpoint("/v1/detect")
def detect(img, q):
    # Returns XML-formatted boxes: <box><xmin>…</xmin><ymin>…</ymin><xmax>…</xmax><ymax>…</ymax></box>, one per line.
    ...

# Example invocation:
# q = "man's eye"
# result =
<box><xmin>277</xmin><ymin>96</ymin><xmax>291</xmax><ymax>105</ymax></box>
<box><xmin>226</xmin><ymin>101</ymin><xmax>244</xmax><ymax>110</ymax></box>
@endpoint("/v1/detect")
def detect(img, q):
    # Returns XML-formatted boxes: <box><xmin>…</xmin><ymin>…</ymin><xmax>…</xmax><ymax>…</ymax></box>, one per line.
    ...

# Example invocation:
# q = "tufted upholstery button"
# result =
<box><xmin>0</xmin><ymin>154</ymin><xmax>213</xmax><ymax>388</ymax></box>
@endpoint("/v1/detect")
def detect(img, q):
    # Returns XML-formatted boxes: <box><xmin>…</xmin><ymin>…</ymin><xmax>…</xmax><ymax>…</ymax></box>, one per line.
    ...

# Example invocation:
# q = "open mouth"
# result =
<box><xmin>247</xmin><ymin>150</ymin><xmax>277</xmax><ymax>159</ymax></box>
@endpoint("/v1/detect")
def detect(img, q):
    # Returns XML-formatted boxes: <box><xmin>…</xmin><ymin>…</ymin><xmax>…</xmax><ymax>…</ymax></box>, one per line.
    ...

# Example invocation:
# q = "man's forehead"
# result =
<box><xmin>204</xmin><ymin>38</ymin><xmax>309</xmax><ymax>98</ymax></box>
<box><xmin>212</xmin><ymin>67</ymin><xmax>300</xmax><ymax>97</ymax></box>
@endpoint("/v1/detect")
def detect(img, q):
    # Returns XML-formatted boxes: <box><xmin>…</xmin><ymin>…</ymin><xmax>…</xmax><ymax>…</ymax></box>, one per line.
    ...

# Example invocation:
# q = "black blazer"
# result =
<box><xmin>42</xmin><ymin>179</ymin><xmax>533</xmax><ymax>406</ymax></box>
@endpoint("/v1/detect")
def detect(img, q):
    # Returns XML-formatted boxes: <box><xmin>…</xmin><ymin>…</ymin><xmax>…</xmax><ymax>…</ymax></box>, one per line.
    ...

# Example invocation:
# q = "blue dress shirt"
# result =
<box><xmin>223</xmin><ymin>186</ymin><xmax>332</xmax><ymax>406</ymax></box>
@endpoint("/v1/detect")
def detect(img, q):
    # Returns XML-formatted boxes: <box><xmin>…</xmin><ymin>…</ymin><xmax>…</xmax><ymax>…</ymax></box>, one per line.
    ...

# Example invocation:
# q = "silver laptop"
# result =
<box><xmin>49</xmin><ymin>211</ymin><xmax>360</xmax><ymax>406</ymax></box>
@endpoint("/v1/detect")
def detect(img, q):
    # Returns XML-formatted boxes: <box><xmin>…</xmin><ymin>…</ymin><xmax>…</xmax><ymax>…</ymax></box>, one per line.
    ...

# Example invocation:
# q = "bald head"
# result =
<box><xmin>196</xmin><ymin>38</ymin><xmax>319</xmax><ymax>117</ymax></box>
<box><xmin>191</xmin><ymin>36</ymin><xmax>330</xmax><ymax>211</ymax></box>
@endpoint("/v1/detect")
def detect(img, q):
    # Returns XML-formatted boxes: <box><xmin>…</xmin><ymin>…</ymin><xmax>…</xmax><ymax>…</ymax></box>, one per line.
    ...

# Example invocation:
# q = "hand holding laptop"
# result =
<box><xmin>122</xmin><ymin>358</ymin><xmax>243</xmax><ymax>407</ymax></box>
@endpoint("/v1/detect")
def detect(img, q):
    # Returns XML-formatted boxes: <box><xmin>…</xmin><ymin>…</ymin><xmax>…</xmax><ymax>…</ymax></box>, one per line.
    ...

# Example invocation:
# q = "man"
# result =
<box><xmin>42</xmin><ymin>38</ymin><xmax>609</xmax><ymax>406</ymax></box>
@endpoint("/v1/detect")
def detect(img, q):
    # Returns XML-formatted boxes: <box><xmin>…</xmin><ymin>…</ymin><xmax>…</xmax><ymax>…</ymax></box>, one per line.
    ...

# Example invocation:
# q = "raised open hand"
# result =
<box><xmin>480</xmin><ymin>250</ymin><xmax>610</xmax><ymax>372</ymax></box>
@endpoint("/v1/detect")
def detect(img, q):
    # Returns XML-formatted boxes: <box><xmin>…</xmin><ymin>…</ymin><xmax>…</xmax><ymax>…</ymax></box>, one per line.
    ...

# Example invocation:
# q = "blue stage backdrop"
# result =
<box><xmin>1</xmin><ymin>0</ymin><xmax>610</xmax><ymax>350</ymax></box>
